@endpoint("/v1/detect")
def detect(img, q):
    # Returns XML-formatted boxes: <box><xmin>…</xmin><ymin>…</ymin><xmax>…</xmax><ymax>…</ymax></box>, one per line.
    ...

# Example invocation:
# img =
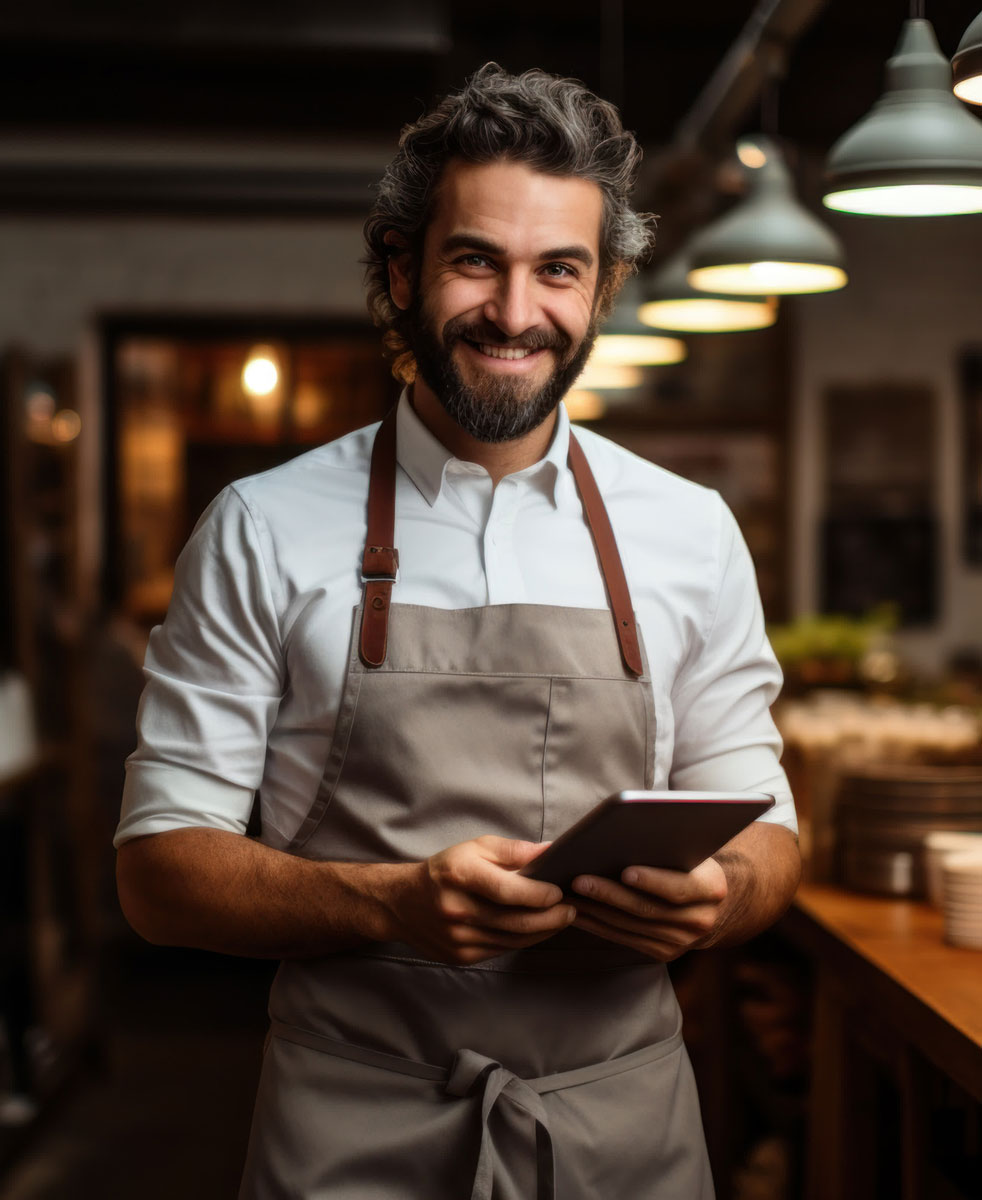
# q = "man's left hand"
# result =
<box><xmin>569</xmin><ymin>859</ymin><xmax>728</xmax><ymax>962</ymax></box>
<box><xmin>569</xmin><ymin>822</ymin><xmax>801</xmax><ymax>961</ymax></box>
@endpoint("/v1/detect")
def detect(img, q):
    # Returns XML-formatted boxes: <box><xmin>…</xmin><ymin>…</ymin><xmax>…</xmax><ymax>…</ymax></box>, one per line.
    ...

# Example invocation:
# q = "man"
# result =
<box><xmin>116</xmin><ymin>63</ymin><xmax>800</xmax><ymax>1199</ymax></box>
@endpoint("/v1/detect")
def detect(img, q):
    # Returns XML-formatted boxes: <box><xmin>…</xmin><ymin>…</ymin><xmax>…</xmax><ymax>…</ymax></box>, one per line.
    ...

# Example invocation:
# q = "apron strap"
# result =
<box><xmin>446</xmin><ymin>1048</ymin><xmax>556</xmax><ymax>1200</ymax></box>
<box><xmin>359</xmin><ymin>405</ymin><xmax>400</xmax><ymax>668</ymax></box>
<box><xmin>566</xmin><ymin>434</ymin><xmax>643</xmax><ymax>677</ymax></box>
<box><xmin>269</xmin><ymin>1019</ymin><xmax>684</xmax><ymax>1200</ymax></box>
<box><xmin>359</xmin><ymin>403</ymin><xmax>642</xmax><ymax>677</ymax></box>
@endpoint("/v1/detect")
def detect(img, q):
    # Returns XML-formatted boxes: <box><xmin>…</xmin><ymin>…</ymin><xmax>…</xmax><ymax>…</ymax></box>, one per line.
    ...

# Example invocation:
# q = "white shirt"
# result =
<box><xmin>116</xmin><ymin>395</ymin><xmax>795</xmax><ymax>848</ymax></box>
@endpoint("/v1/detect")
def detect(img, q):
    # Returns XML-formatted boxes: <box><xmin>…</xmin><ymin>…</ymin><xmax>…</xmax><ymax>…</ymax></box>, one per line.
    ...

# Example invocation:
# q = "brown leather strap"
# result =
<box><xmin>359</xmin><ymin>406</ymin><xmax>400</xmax><ymax>668</ymax></box>
<box><xmin>359</xmin><ymin>408</ymin><xmax>642</xmax><ymax>676</ymax></box>
<box><xmin>567</xmin><ymin>434</ymin><xmax>643</xmax><ymax>677</ymax></box>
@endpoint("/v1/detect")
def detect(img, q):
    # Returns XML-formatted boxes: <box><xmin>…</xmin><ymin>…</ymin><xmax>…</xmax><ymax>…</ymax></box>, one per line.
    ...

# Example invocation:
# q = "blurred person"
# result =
<box><xmin>115</xmin><ymin>64</ymin><xmax>800</xmax><ymax>1199</ymax></box>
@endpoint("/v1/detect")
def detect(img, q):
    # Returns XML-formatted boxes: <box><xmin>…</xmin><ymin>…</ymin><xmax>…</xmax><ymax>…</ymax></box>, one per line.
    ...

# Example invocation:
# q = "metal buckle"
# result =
<box><xmin>361</xmin><ymin>545</ymin><xmax>399</xmax><ymax>583</ymax></box>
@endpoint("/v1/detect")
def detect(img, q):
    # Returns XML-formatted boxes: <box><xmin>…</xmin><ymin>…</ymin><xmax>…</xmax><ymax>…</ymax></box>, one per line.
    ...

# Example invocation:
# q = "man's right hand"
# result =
<box><xmin>383</xmin><ymin>835</ymin><xmax>576</xmax><ymax>965</ymax></box>
<box><xmin>117</xmin><ymin>827</ymin><xmax>573</xmax><ymax>963</ymax></box>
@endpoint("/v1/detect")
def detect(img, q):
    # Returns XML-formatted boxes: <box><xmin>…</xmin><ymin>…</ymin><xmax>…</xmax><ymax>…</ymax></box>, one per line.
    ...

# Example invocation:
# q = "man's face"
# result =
<box><xmin>400</xmin><ymin>159</ymin><xmax>604</xmax><ymax>443</ymax></box>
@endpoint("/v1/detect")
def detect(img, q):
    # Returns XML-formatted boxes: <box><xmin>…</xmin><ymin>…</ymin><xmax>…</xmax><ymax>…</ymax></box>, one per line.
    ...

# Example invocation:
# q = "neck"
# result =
<box><xmin>410</xmin><ymin>378</ymin><xmax>559</xmax><ymax>486</ymax></box>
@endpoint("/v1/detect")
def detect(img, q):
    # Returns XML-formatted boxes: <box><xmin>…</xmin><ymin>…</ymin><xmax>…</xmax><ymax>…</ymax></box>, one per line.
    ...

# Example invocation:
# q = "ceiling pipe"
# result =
<box><xmin>674</xmin><ymin>0</ymin><xmax>830</xmax><ymax>153</ymax></box>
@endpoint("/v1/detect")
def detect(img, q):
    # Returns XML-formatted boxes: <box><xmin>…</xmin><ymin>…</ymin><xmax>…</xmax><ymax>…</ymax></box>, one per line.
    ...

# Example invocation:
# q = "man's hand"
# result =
<box><xmin>569</xmin><ymin>858</ymin><xmax>728</xmax><ymax>962</ymax></box>
<box><xmin>568</xmin><ymin>822</ymin><xmax>800</xmax><ymax>962</ymax></box>
<box><xmin>384</xmin><ymin>836</ymin><xmax>577</xmax><ymax>965</ymax></box>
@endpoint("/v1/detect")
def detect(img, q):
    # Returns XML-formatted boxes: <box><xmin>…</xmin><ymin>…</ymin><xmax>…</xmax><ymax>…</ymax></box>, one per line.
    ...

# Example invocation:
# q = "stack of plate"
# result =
<box><xmin>835</xmin><ymin>766</ymin><xmax>982</xmax><ymax>897</ymax></box>
<box><xmin>924</xmin><ymin>831</ymin><xmax>982</xmax><ymax>906</ymax></box>
<box><xmin>941</xmin><ymin>851</ymin><xmax>982</xmax><ymax>950</ymax></box>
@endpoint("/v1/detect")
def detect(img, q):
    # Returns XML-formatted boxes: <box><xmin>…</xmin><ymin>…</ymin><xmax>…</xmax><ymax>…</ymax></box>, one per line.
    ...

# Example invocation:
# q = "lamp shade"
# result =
<box><xmin>638</xmin><ymin>247</ymin><xmax>778</xmax><ymax>332</ymax></box>
<box><xmin>824</xmin><ymin>19</ymin><xmax>982</xmax><ymax>216</ymax></box>
<box><xmin>591</xmin><ymin>276</ymin><xmax>687</xmax><ymax>366</ymax></box>
<box><xmin>688</xmin><ymin>137</ymin><xmax>847</xmax><ymax>295</ymax></box>
<box><xmin>953</xmin><ymin>11</ymin><xmax>982</xmax><ymax>106</ymax></box>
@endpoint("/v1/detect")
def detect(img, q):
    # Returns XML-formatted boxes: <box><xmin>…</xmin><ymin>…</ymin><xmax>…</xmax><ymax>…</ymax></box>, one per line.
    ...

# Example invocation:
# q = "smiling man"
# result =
<box><xmin>115</xmin><ymin>64</ymin><xmax>799</xmax><ymax>1199</ymax></box>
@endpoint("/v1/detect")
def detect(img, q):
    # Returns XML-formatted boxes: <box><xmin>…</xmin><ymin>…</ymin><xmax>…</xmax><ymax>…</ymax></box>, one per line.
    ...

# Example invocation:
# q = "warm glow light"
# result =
<box><xmin>954</xmin><ymin>75</ymin><xmax>982</xmax><ymax>105</ymax></box>
<box><xmin>737</xmin><ymin>142</ymin><xmax>768</xmax><ymax>169</ymax></box>
<box><xmin>50</xmin><ymin>409</ymin><xmax>82</xmax><ymax>443</ymax></box>
<box><xmin>688</xmin><ymin>261</ymin><xmax>847</xmax><ymax>295</ymax></box>
<box><xmin>823</xmin><ymin>183</ymin><xmax>982</xmax><ymax>216</ymax></box>
<box><xmin>564</xmin><ymin>389</ymin><xmax>606</xmax><ymax>421</ymax></box>
<box><xmin>242</xmin><ymin>348</ymin><xmax>280</xmax><ymax>397</ymax></box>
<box><xmin>578</xmin><ymin>361</ymin><xmax>644</xmax><ymax>390</ymax></box>
<box><xmin>592</xmin><ymin>333</ymin><xmax>686</xmax><ymax>366</ymax></box>
<box><xmin>26</xmin><ymin>387</ymin><xmax>56</xmax><ymax>421</ymax></box>
<box><xmin>638</xmin><ymin>297</ymin><xmax>778</xmax><ymax>333</ymax></box>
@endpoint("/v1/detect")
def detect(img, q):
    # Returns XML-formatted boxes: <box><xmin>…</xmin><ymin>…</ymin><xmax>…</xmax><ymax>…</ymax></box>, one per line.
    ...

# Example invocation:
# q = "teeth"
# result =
<box><xmin>478</xmin><ymin>344</ymin><xmax>534</xmax><ymax>360</ymax></box>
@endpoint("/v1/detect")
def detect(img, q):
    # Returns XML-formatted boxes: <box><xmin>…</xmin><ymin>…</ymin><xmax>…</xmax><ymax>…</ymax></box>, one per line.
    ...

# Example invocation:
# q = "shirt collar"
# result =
<box><xmin>395</xmin><ymin>390</ymin><xmax>571</xmax><ymax>510</ymax></box>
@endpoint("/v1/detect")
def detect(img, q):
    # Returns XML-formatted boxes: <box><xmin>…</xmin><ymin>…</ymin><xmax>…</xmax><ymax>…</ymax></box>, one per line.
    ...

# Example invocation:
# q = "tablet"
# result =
<box><xmin>519</xmin><ymin>790</ymin><xmax>775</xmax><ymax>889</ymax></box>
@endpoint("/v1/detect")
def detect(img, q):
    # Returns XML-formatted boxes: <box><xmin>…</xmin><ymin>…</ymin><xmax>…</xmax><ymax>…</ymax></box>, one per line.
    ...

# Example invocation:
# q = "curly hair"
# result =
<box><xmin>363</xmin><ymin>63</ymin><xmax>656</xmax><ymax>382</ymax></box>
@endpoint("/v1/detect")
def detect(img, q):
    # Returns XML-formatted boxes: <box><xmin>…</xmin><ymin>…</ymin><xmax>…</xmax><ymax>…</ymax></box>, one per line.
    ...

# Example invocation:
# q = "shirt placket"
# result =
<box><xmin>483</xmin><ymin>479</ymin><xmax>524</xmax><ymax>605</ymax></box>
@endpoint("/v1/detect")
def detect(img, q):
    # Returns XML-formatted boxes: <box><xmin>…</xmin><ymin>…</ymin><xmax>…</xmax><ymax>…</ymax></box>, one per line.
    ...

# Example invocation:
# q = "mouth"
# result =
<box><xmin>459</xmin><ymin>337</ymin><xmax>548</xmax><ymax>371</ymax></box>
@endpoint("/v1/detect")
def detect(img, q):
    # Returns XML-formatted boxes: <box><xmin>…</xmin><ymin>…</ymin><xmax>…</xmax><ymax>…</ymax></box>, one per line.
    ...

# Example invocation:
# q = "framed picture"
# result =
<box><xmin>962</xmin><ymin>351</ymin><xmax>982</xmax><ymax>565</ymax></box>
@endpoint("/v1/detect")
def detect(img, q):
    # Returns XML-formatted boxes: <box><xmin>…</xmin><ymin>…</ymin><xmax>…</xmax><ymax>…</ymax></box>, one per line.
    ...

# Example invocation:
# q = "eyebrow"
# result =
<box><xmin>440</xmin><ymin>233</ymin><xmax>595</xmax><ymax>270</ymax></box>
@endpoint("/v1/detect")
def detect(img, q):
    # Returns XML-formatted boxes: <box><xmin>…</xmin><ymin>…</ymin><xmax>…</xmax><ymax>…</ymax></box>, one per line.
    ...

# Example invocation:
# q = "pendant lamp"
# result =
<box><xmin>953</xmin><ymin>11</ymin><xmax>982</xmax><ymax>106</ymax></box>
<box><xmin>591</xmin><ymin>276</ymin><xmax>687</xmax><ymax>366</ymax></box>
<box><xmin>824</xmin><ymin>19</ymin><xmax>982</xmax><ymax>216</ymax></box>
<box><xmin>638</xmin><ymin>246</ymin><xmax>778</xmax><ymax>333</ymax></box>
<box><xmin>687</xmin><ymin>137</ymin><xmax>847</xmax><ymax>295</ymax></box>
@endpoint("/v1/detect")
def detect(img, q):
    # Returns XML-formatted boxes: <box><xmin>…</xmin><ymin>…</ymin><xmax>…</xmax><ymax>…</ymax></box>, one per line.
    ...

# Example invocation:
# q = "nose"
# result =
<box><xmin>483</xmin><ymin>270</ymin><xmax>539</xmax><ymax>339</ymax></box>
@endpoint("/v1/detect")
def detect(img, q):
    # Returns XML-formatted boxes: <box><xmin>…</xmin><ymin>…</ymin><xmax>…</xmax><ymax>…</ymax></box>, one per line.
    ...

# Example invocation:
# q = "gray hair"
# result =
<box><xmin>363</xmin><ymin>63</ymin><xmax>656</xmax><ymax>382</ymax></box>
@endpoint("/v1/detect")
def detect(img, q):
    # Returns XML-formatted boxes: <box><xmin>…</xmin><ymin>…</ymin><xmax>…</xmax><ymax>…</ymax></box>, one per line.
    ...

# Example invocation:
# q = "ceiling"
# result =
<box><xmin>2</xmin><ymin>1</ymin><xmax>980</xmax><ymax>229</ymax></box>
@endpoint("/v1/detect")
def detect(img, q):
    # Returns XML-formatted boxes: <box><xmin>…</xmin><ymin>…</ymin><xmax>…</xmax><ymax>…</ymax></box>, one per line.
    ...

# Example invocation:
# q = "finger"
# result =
<box><xmin>435</xmin><ymin>881</ymin><xmax>575</xmax><ymax>931</ymax></box>
<box><xmin>571</xmin><ymin>911</ymin><xmax>681</xmax><ymax>962</ymax></box>
<box><xmin>571</xmin><ymin>894</ymin><xmax>718</xmax><ymax>941</ymax></box>
<box><xmin>620</xmin><ymin>860</ymin><xmax>728</xmax><ymax>906</ymax></box>
<box><xmin>464</xmin><ymin>845</ymin><xmax>564</xmax><ymax>909</ymax></box>
<box><xmin>571</xmin><ymin>874</ymin><xmax>685</xmax><ymax>920</ymax></box>
<box><xmin>467</xmin><ymin>898</ymin><xmax>578</xmax><ymax>935</ymax></box>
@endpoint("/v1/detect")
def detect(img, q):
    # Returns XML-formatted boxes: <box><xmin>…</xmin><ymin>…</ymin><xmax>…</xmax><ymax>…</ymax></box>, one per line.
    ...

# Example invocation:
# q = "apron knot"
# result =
<box><xmin>446</xmin><ymin>1048</ymin><xmax>501</xmax><ymax>1097</ymax></box>
<box><xmin>445</xmin><ymin>1048</ymin><xmax>556</xmax><ymax>1200</ymax></box>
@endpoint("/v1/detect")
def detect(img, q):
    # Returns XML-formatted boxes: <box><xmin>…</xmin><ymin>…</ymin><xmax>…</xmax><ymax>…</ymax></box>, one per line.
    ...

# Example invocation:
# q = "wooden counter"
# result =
<box><xmin>779</xmin><ymin>884</ymin><xmax>982</xmax><ymax>1200</ymax></box>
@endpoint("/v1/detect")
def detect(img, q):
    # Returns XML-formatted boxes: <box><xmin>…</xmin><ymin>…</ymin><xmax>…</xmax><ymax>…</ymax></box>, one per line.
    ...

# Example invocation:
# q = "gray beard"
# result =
<box><xmin>408</xmin><ymin>306</ymin><xmax>597</xmax><ymax>444</ymax></box>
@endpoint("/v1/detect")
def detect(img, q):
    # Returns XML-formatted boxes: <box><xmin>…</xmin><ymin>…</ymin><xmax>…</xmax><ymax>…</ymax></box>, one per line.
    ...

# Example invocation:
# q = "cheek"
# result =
<box><xmin>425</xmin><ymin>277</ymin><xmax>490</xmax><ymax>326</ymax></box>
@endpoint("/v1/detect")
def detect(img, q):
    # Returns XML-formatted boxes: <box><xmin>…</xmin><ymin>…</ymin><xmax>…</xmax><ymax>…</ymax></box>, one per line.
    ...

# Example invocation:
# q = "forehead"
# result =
<box><xmin>424</xmin><ymin>158</ymin><xmax>603</xmax><ymax>261</ymax></box>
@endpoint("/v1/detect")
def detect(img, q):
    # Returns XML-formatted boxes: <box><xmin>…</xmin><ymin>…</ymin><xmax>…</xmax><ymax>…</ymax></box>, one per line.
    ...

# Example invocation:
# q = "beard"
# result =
<box><xmin>407</xmin><ymin>298</ymin><xmax>598</xmax><ymax>444</ymax></box>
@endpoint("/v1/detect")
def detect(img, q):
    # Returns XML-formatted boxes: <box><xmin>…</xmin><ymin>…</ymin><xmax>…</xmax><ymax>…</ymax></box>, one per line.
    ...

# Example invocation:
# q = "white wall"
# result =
<box><xmin>791</xmin><ymin>211</ymin><xmax>982</xmax><ymax>674</ymax></box>
<box><xmin>0</xmin><ymin>215</ymin><xmax>369</xmax><ymax>355</ymax></box>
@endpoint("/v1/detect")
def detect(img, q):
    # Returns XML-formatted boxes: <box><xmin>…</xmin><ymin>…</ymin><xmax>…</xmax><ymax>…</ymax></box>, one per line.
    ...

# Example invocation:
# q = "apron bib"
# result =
<box><xmin>240</xmin><ymin>409</ymin><xmax>713</xmax><ymax>1200</ymax></box>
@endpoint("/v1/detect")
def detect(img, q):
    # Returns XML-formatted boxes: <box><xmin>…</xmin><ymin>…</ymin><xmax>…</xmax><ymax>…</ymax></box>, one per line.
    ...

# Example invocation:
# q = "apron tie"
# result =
<box><xmin>446</xmin><ymin>1048</ymin><xmax>556</xmax><ymax>1200</ymax></box>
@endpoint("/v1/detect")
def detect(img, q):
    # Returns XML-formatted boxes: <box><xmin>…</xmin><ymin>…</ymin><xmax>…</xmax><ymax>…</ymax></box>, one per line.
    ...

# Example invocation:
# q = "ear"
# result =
<box><xmin>383</xmin><ymin>230</ymin><xmax>413</xmax><ymax>312</ymax></box>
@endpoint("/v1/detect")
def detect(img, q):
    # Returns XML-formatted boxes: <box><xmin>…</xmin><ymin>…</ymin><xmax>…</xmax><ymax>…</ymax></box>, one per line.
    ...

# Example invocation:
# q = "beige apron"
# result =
<box><xmin>239</xmin><ymin>409</ymin><xmax>714</xmax><ymax>1199</ymax></box>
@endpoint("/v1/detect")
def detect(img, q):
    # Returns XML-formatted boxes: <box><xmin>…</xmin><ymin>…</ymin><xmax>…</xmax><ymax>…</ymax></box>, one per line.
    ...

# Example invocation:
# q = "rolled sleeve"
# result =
<box><xmin>669</xmin><ymin>500</ymin><xmax>796</xmax><ymax>834</ymax></box>
<box><xmin>115</xmin><ymin>485</ymin><xmax>284</xmax><ymax>846</ymax></box>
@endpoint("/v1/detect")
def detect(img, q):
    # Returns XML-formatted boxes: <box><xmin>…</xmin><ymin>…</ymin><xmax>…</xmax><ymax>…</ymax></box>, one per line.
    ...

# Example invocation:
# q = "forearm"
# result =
<box><xmin>116</xmin><ymin>827</ymin><xmax>417</xmax><ymax>959</ymax></box>
<box><xmin>702</xmin><ymin>821</ymin><xmax>801</xmax><ymax>949</ymax></box>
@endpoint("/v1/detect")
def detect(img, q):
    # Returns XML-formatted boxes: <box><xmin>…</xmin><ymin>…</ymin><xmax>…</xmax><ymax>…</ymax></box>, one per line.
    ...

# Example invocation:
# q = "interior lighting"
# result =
<box><xmin>564</xmin><ymin>390</ymin><xmax>607</xmax><ymax>421</ymax></box>
<box><xmin>590</xmin><ymin>333</ymin><xmax>686</xmax><ymax>366</ymax></box>
<box><xmin>639</xmin><ymin>248</ymin><xmax>778</xmax><ymax>332</ymax></box>
<box><xmin>688</xmin><ymin>136</ymin><xmax>847</xmax><ymax>295</ymax></box>
<box><xmin>242</xmin><ymin>345</ymin><xmax>280</xmax><ymax>397</ymax></box>
<box><xmin>592</xmin><ymin>276</ymin><xmax>687</xmax><ymax>367</ymax></box>
<box><xmin>639</xmin><ymin>248</ymin><xmax>778</xmax><ymax>333</ymax></box>
<box><xmin>824</xmin><ymin>20</ymin><xmax>982</xmax><ymax>217</ymax></box>
<box><xmin>50</xmin><ymin>410</ymin><xmax>82</xmax><ymax>443</ymax></box>
<box><xmin>577</xmin><ymin>361</ymin><xmax>644</xmax><ymax>391</ymax></box>
<box><xmin>953</xmin><ymin>11</ymin><xmax>982</xmax><ymax>105</ymax></box>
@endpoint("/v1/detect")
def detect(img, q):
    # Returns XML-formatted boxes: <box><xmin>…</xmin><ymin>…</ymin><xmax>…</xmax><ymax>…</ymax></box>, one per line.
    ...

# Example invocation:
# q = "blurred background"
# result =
<box><xmin>2</xmin><ymin>2</ymin><xmax>982</xmax><ymax>1198</ymax></box>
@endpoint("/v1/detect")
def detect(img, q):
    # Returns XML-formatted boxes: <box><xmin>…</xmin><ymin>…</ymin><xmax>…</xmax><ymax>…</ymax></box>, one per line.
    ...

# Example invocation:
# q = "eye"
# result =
<box><xmin>454</xmin><ymin>254</ymin><xmax>494</xmax><ymax>270</ymax></box>
<box><xmin>540</xmin><ymin>262</ymin><xmax>577</xmax><ymax>279</ymax></box>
